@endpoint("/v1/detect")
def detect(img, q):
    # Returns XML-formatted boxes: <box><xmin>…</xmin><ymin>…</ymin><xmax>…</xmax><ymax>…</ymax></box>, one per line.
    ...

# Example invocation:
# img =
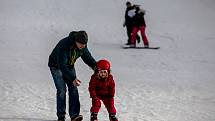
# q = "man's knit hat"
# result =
<box><xmin>75</xmin><ymin>31</ymin><xmax>88</xmax><ymax>44</ymax></box>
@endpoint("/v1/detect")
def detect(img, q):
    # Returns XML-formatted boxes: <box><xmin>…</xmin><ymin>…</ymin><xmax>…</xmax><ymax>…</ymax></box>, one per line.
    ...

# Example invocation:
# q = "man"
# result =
<box><xmin>123</xmin><ymin>1</ymin><xmax>140</xmax><ymax>45</ymax></box>
<box><xmin>48</xmin><ymin>31</ymin><xmax>97</xmax><ymax>121</ymax></box>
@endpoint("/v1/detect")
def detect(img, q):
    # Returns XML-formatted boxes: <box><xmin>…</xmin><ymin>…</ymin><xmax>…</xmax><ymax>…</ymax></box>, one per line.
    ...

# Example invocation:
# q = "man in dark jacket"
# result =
<box><xmin>123</xmin><ymin>1</ymin><xmax>140</xmax><ymax>45</ymax></box>
<box><xmin>48</xmin><ymin>31</ymin><xmax>96</xmax><ymax>121</ymax></box>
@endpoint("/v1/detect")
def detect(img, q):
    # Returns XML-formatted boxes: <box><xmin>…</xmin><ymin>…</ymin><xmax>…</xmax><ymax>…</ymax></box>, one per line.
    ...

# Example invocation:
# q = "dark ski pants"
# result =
<box><xmin>50</xmin><ymin>67</ymin><xmax>80</xmax><ymax>119</ymax></box>
<box><xmin>131</xmin><ymin>26</ymin><xmax>149</xmax><ymax>46</ymax></box>
<box><xmin>90</xmin><ymin>97</ymin><xmax>116</xmax><ymax>114</ymax></box>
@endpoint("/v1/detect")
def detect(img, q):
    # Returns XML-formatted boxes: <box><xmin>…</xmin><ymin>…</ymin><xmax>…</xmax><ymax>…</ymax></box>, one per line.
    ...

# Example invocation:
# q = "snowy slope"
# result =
<box><xmin>0</xmin><ymin>0</ymin><xmax>215</xmax><ymax>121</ymax></box>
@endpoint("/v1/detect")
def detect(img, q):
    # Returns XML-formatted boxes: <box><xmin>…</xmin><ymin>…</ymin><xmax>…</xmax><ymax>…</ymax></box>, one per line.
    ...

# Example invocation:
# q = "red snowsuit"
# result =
<box><xmin>131</xmin><ymin>11</ymin><xmax>149</xmax><ymax>46</ymax></box>
<box><xmin>88</xmin><ymin>74</ymin><xmax>116</xmax><ymax>114</ymax></box>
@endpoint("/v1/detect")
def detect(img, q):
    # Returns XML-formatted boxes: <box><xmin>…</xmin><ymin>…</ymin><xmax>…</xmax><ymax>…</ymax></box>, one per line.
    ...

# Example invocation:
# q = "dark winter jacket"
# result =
<box><xmin>48</xmin><ymin>31</ymin><xmax>96</xmax><ymax>81</ymax></box>
<box><xmin>132</xmin><ymin>11</ymin><xmax>146</xmax><ymax>27</ymax></box>
<box><xmin>89</xmin><ymin>74</ymin><xmax>115</xmax><ymax>98</ymax></box>
<box><xmin>125</xmin><ymin>6</ymin><xmax>135</xmax><ymax>26</ymax></box>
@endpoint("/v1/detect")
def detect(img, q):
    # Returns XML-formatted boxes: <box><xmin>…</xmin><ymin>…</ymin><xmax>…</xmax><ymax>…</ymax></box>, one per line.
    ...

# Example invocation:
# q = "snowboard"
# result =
<box><xmin>122</xmin><ymin>46</ymin><xmax>160</xmax><ymax>49</ymax></box>
<box><xmin>71</xmin><ymin>115</ymin><xmax>83</xmax><ymax>121</ymax></box>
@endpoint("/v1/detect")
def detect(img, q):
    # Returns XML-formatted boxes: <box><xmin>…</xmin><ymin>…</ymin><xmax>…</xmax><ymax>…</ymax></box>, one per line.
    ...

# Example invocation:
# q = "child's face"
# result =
<box><xmin>98</xmin><ymin>69</ymin><xmax>109</xmax><ymax>78</ymax></box>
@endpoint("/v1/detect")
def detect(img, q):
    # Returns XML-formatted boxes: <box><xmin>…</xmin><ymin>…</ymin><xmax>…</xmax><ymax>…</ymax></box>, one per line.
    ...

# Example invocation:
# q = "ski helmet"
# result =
<box><xmin>96</xmin><ymin>59</ymin><xmax>111</xmax><ymax>70</ymax></box>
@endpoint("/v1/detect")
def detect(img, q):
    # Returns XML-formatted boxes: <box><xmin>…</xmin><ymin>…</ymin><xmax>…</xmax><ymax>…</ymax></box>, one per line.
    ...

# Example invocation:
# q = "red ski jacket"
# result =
<box><xmin>88</xmin><ymin>74</ymin><xmax>115</xmax><ymax>98</ymax></box>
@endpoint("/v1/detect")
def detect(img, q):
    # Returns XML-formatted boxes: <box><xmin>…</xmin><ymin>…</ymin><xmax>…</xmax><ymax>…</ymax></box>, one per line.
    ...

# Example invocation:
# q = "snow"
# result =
<box><xmin>0</xmin><ymin>0</ymin><xmax>215</xmax><ymax>121</ymax></box>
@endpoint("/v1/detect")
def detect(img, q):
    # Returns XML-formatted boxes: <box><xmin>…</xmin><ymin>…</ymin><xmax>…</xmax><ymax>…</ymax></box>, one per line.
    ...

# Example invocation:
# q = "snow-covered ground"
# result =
<box><xmin>0</xmin><ymin>0</ymin><xmax>215</xmax><ymax>121</ymax></box>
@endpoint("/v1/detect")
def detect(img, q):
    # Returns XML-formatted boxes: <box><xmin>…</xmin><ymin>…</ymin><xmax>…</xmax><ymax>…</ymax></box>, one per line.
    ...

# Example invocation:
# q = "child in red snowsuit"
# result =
<box><xmin>88</xmin><ymin>59</ymin><xmax>118</xmax><ymax>121</ymax></box>
<box><xmin>130</xmin><ymin>6</ymin><xmax>149</xmax><ymax>47</ymax></box>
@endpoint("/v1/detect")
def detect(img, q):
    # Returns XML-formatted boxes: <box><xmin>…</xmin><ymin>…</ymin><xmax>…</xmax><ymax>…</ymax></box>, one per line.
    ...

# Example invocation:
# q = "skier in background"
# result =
<box><xmin>123</xmin><ymin>1</ymin><xmax>140</xmax><ymax>45</ymax></box>
<box><xmin>89</xmin><ymin>59</ymin><xmax>118</xmax><ymax>121</ymax></box>
<box><xmin>130</xmin><ymin>6</ymin><xmax>149</xmax><ymax>48</ymax></box>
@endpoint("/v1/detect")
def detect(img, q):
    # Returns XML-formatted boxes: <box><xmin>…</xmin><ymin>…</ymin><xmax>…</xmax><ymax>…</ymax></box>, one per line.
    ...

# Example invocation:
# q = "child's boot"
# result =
<box><xmin>109</xmin><ymin>113</ymin><xmax>118</xmax><ymax>121</ymax></box>
<box><xmin>90</xmin><ymin>112</ymin><xmax>98</xmax><ymax>121</ymax></box>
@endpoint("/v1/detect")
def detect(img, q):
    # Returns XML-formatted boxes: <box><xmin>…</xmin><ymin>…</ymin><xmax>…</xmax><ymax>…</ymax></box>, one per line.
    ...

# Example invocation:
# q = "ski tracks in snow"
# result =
<box><xmin>116</xmin><ymin>82</ymin><xmax>166</xmax><ymax>121</ymax></box>
<box><xmin>0</xmin><ymin>79</ymin><xmax>55</xmax><ymax>120</ymax></box>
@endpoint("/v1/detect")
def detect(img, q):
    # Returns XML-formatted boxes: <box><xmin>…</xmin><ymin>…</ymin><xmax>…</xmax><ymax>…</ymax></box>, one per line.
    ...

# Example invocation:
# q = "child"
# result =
<box><xmin>88</xmin><ymin>59</ymin><xmax>118</xmax><ymax>121</ymax></box>
<box><xmin>130</xmin><ymin>6</ymin><xmax>149</xmax><ymax>48</ymax></box>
